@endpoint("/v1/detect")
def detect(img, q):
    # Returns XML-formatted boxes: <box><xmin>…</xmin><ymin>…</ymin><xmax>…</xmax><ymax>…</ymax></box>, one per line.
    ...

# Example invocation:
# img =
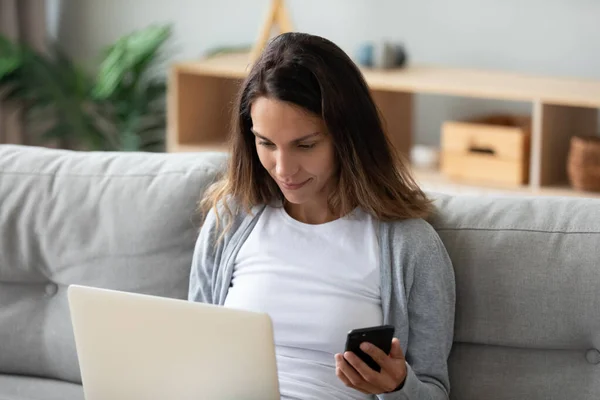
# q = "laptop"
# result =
<box><xmin>67</xmin><ymin>284</ymin><xmax>280</xmax><ymax>400</ymax></box>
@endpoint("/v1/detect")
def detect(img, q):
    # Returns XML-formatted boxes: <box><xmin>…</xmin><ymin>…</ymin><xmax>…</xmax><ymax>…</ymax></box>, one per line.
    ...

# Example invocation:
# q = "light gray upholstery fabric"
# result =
<box><xmin>0</xmin><ymin>145</ymin><xmax>227</xmax><ymax>384</ymax></box>
<box><xmin>1</xmin><ymin>144</ymin><xmax>600</xmax><ymax>400</ymax></box>
<box><xmin>0</xmin><ymin>374</ymin><xmax>83</xmax><ymax>400</ymax></box>
<box><xmin>430</xmin><ymin>194</ymin><xmax>600</xmax><ymax>400</ymax></box>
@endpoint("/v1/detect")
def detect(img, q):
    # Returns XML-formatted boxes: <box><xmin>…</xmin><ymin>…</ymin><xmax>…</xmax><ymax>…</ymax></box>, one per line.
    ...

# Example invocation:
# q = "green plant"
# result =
<box><xmin>0</xmin><ymin>24</ymin><xmax>171</xmax><ymax>151</ymax></box>
<box><xmin>0</xmin><ymin>35</ymin><xmax>101</xmax><ymax>148</ymax></box>
<box><xmin>92</xmin><ymin>24</ymin><xmax>171</xmax><ymax>151</ymax></box>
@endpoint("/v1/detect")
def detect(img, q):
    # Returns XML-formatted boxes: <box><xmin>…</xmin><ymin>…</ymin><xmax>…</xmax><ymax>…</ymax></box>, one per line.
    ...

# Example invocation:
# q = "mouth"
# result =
<box><xmin>279</xmin><ymin>178</ymin><xmax>311</xmax><ymax>190</ymax></box>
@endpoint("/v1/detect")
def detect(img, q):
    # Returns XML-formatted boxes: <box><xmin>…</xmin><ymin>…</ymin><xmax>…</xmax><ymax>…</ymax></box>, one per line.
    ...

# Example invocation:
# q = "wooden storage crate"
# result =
<box><xmin>567</xmin><ymin>135</ymin><xmax>600</xmax><ymax>192</ymax></box>
<box><xmin>441</xmin><ymin>115</ymin><xmax>531</xmax><ymax>186</ymax></box>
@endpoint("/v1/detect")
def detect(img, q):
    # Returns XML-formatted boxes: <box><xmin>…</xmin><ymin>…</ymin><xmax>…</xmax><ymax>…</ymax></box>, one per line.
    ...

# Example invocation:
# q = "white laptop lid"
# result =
<box><xmin>67</xmin><ymin>285</ymin><xmax>280</xmax><ymax>400</ymax></box>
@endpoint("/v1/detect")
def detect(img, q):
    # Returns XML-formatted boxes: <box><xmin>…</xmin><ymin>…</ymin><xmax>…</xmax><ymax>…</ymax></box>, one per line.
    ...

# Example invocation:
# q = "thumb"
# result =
<box><xmin>390</xmin><ymin>338</ymin><xmax>405</xmax><ymax>360</ymax></box>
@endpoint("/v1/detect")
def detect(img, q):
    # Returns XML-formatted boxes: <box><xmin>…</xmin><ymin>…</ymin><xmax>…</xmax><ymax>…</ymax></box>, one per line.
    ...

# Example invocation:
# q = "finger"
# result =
<box><xmin>343</xmin><ymin>350</ymin><xmax>383</xmax><ymax>387</ymax></box>
<box><xmin>336</xmin><ymin>354</ymin><xmax>370</xmax><ymax>394</ymax></box>
<box><xmin>389</xmin><ymin>338</ymin><xmax>406</xmax><ymax>360</ymax></box>
<box><xmin>335</xmin><ymin>355</ymin><xmax>370</xmax><ymax>394</ymax></box>
<box><xmin>338</xmin><ymin>353</ymin><xmax>367</xmax><ymax>386</ymax></box>
<box><xmin>360</xmin><ymin>342</ymin><xmax>391</xmax><ymax>368</ymax></box>
<box><xmin>335</xmin><ymin>355</ymin><xmax>353</xmax><ymax>386</ymax></box>
<box><xmin>338</xmin><ymin>353</ymin><xmax>379</xmax><ymax>393</ymax></box>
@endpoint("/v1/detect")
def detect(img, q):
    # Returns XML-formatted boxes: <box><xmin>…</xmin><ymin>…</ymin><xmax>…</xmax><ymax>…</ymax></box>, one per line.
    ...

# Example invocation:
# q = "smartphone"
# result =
<box><xmin>344</xmin><ymin>325</ymin><xmax>395</xmax><ymax>373</ymax></box>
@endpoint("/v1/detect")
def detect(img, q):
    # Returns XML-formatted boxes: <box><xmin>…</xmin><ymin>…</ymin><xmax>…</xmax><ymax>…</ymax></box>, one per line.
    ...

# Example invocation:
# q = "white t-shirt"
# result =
<box><xmin>224</xmin><ymin>205</ymin><xmax>382</xmax><ymax>400</ymax></box>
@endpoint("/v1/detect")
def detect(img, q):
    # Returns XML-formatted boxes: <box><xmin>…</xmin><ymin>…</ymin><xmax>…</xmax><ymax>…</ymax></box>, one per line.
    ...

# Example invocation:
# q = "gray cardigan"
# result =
<box><xmin>188</xmin><ymin>204</ymin><xmax>456</xmax><ymax>400</ymax></box>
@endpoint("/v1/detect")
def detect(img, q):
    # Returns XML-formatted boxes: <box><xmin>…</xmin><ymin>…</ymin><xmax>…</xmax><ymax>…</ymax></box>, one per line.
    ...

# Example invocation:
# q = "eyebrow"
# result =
<box><xmin>251</xmin><ymin>129</ymin><xmax>320</xmax><ymax>144</ymax></box>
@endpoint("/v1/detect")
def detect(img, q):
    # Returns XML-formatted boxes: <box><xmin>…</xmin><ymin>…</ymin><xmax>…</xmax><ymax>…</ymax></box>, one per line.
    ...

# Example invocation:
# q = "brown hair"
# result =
<box><xmin>200</xmin><ymin>32</ymin><xmax>431</xmax><ymax>228</ymax></box>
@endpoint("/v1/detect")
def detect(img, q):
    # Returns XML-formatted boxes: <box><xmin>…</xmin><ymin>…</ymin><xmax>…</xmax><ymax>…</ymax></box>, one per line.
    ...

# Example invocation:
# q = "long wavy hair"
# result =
<box><xmin>200</xmin><ymin>32</ymin><xmax>431</xmax><ymax>229</ymax></box>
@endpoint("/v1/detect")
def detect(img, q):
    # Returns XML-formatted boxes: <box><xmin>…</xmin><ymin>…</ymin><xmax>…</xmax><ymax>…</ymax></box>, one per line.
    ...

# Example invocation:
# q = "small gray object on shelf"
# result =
<box><xmin>356</xmin><ymin>41</ymin><xmax>407</xmax><ymax>69</ymax></box>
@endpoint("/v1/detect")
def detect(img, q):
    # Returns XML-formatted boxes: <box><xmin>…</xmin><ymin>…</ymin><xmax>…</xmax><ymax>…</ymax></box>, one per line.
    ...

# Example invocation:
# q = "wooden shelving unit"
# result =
<box><xmin>167</xmin><ymin>51</ymin><xmax>600</xmax><ymax>198</ymax></box>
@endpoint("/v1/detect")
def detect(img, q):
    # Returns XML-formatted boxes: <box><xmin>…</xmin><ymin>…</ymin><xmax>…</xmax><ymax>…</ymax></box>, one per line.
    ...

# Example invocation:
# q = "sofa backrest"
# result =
<box><xmin>430</xmin><ymin>194</ymin><xmax>600</xmax><ymax>400</ymax></box>
<box><xmin>0</xmin><ymin>145</ymin><xmax>227</xmax><ymax>383</ymax></box>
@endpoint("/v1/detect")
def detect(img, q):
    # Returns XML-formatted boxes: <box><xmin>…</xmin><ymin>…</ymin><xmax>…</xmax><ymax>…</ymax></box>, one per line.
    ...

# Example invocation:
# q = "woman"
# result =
<box><xmin>189</xmin><ymin>32</ymin><xmax>455</xmax><ymax>400</ymax></box>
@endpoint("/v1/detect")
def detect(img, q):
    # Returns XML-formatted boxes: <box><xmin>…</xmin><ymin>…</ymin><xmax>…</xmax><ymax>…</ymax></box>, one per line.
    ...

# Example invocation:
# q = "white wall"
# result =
<box><xmin>57</xmin><ymin>0</ymin><xmax>600</xmax><ymax>145</ymax></box>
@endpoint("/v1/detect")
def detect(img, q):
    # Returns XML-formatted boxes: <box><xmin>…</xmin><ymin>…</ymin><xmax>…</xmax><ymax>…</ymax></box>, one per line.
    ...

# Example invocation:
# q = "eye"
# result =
<box><xmin>258</xmin><ymin>141</ymin><xmax>275</xmax><ymax>148</ymax></box>
<box><xmin>298</xmin><ymin>143</ymin><xmax>316</xmax><ymax>149</ymax></box>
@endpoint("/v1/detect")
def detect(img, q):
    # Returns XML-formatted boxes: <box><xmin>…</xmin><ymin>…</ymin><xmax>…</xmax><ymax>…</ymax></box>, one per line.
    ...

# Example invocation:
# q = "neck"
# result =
<box><xmin>284</xmin><ymin>200</ymin><xmax>338</xmax><ymax>225</ymax></box>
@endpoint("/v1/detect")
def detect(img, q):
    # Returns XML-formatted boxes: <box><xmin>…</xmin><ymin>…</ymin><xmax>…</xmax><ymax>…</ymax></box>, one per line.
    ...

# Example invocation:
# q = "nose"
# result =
<box><xmin>275</xmin><ymin>150</ymin><xmax>299</xmax><ymax>179</ymax></box>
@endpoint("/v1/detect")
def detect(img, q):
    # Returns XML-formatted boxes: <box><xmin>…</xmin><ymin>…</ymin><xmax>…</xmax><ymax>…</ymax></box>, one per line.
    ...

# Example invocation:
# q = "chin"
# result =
<box><xmin>281</xmin><ymin>192</ymin><xmax>309</xmax><ymax>205</ymax></box>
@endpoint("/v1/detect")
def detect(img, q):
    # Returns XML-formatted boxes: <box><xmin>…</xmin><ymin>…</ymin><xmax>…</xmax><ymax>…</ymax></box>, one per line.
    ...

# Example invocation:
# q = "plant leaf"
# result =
<box><xmin>139</xmin><ymin>138</ymin><xmax>165</xmax><ymax>152</ymax></box>
<box><xmin>0</xmin><ymin>34</ymin><xmax>22</xmax><ymax>76</ymax></box>
<box><xmin>39</xmin><ymin>122</ymin><xmax>71</xmax><ymax>141</ymax></box>
<box><xmin>93</xmin><ymin>24</ymin><xmax>171</xmax><ymax>100</ymax></box>
<box><xmin>0</xmin><ymin>57</ymin><xmax>20</xmax><ymax>79</ymax></box>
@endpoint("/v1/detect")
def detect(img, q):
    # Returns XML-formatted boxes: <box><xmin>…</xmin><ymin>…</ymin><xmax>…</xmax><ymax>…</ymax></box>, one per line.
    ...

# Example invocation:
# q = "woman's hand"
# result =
<box><xmin>335</xmin><ymin>338</ymin><xmax>407</xmax><ymax>394</ymax></box>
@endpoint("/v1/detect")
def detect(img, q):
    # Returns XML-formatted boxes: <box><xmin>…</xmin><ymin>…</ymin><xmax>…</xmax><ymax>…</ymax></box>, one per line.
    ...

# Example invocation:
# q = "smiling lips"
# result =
<box><xmin>279</xmin><ymin>178</ymin><xmax>310</xmax><ymax>190</ymax></box>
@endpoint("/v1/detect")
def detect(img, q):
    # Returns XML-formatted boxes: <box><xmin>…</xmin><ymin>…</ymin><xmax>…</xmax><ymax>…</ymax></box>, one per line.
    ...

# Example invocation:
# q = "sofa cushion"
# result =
<box><xmin>0</xmin><ymin>374</ymin><xmax>83</xmax><ymax>400</ymax></box>
<box><xmin>0</xmin><ymin>145</ymin><xmax>227</xmax><ymax>383</ymax></box>
<box><xmin>430</xmin><ymin>194</ymin><xmax>600</xmax><ymax>400</ymax></box>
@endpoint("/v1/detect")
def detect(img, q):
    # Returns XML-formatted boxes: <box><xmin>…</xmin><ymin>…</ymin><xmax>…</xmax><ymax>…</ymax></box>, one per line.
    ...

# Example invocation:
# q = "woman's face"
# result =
<box><xmin>250</xmin><ymin>96</ymin><xmax>336</xmax><ymax>208</ymax></box>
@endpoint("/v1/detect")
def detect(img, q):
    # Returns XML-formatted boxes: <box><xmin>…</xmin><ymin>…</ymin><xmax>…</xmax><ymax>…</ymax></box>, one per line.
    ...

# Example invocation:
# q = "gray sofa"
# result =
<box><xmin>1</xmin><ymin>144</ymin><xmax>599</xmax><ymax>400</ymax></box>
